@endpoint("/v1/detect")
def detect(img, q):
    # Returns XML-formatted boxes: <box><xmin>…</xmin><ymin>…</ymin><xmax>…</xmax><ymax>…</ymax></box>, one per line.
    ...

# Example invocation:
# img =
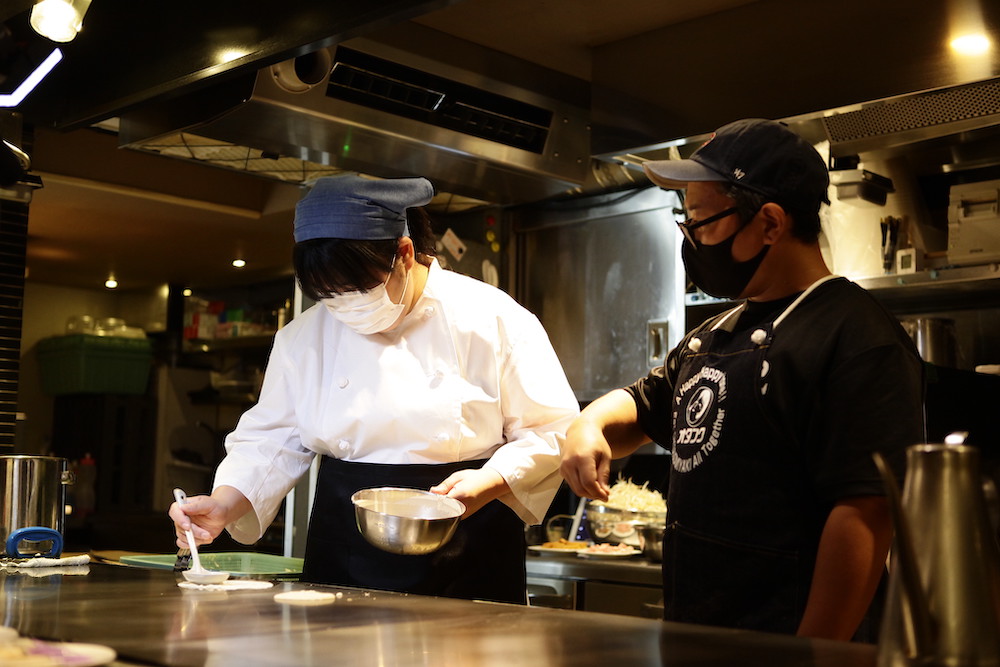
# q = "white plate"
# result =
<box><xmin>527</xmin><ymin>545</ymin><xmax>589</xmax><ymax>556</ymax></box>
<box><xmin>576</xmin><ymin>547</ymin><xmax>640</xmax><ymax>558</ymax></box>
<box><xmin>14</xmin><ymin>639</ymin><xmax>116</xmax><ymax>666</ymax></box>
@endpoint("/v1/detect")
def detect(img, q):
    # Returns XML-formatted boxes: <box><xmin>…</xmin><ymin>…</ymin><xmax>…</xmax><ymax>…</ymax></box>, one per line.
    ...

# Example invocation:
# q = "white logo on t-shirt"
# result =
<box><xmin>673</xmin><ymin>366</ymin><xmax>727</xmax><ymax>473</ymax></box>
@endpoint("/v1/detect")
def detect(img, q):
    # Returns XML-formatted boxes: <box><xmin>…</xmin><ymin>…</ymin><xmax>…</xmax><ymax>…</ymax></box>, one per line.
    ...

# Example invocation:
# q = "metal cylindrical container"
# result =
<box><xmin>900</xmin><ymin>317</ymin><xmax>958</xmax><ymax>367</ymax></box>
<box><xmin>0</xmin><ymin>455</ymin><xmax>73</xmax><ymax>557</ymax></box>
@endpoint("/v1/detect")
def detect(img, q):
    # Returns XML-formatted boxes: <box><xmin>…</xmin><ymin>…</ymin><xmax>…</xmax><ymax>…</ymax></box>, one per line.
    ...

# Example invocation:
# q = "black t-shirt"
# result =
<box><xmin>627</xmin><ymin>277</ymin><xmax>924</xmax><ymax>506</ymax></box>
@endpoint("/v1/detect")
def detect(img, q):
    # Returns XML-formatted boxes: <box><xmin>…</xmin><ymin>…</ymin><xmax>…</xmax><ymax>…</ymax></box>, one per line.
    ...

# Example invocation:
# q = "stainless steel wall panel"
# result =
<box><xmin>512</xmin><ymin>186</ymin><xmax>684</xmax><ymax>402</ymax></box>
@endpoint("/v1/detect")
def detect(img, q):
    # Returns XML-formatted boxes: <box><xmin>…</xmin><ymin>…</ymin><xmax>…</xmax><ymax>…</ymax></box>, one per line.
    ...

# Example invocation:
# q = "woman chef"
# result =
<box><xmin>168</xmin><ymin>175</ymin><xmax>579</xmax><ymax>604</ymax></box>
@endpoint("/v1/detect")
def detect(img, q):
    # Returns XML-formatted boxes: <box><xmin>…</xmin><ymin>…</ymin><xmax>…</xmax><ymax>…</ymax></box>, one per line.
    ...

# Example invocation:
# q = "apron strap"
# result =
<box><xmin>772</xmin><ymin>274</ymin><xmax>840</xmax><ymax>329</ymax></box>
<box><xmin>710</xmin><ymin>303</ymin><xmax>747</xmax><ymax>332</ymax></box>
<box><xmin>709</xmin><ymin>275</ymin><xmax>840</xmax><ymax>334</ymax></box>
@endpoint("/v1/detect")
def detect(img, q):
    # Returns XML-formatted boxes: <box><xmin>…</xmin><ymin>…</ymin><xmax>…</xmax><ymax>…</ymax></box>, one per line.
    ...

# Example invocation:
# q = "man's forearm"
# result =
<box><xmin>797</xmin><ymin>496</ymin><xmax>893</xmax><ymax>640</ymax></box>
<box><xmin>576</xmin><ymin>388</ymin><xmax>650</xmax><ymax>456</ymax></box>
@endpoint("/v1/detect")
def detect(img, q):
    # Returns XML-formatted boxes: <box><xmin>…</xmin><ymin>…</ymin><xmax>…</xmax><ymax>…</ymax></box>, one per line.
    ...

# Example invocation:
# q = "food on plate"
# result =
<box><xmin>611</xmin><ymin>522</ymin><xmax>636</xmax><ymax>538</ymax></box>
<box><xmin>0</xmin><ymin>644</ymin><xmax>56</xmax><ymax>665</ymax></box>
<box><xmin>178</xmin><ymin>579</ymin><xmax>274</xmax><ymax>591</ymax></box>
<box><xmin>0</xmin><ymin>636</ymin><xmax>102</xmax><ymax>666</ymax></box>
<box><xmin>0</xmin><ymin>630</ymin><xmax>57</xmax><ymax>666</ymax></box>
<box><xmin>581</xmin><ymin>543</ymin><xmax>638</xmax><ymax>555</ymax></box>
<box><xmin>591</xmin><ymin>524</ymin><xmax>613</xmax><ymax>539</ymax></box>
<box><xmin>540</xmin><ymin>538</ymin><xmax>589</xmax><ymax>550</ymax></box>
<box><xmin>274</xmin><ymin>590</ymin><xmax>340</xmax><ymax>605</ymax></box>
<box><xmin>589</xmin><ymin>477</ymin><xmax>666</xmax><ymax>513</ymax></box>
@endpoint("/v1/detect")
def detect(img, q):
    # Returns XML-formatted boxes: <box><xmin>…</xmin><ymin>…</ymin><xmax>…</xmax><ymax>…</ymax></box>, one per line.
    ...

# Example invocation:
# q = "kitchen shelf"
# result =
<box><xmin>182</xmin><ymin>335</ymin><xmax>275</xmax><ymax>354</ymax></box>
<box><xmin>167</xmin><ymin>458</ymin><xmax>213</xmax><ymax>474</ymax></box>
<box><xmin>857</xmin><ymin>263</ymin><xmax>1000</xmax><ymax>312</ymax></box>
<box><xmin>685</xmin><ymin>263</ymin><xmax>1000</xmax><ymax>319</ymax></box>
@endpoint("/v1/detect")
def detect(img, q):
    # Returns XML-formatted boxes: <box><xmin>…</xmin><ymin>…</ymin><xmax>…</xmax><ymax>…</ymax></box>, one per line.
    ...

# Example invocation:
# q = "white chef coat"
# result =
<box><xmin>214</xmin><ymin>259</ymin><xmax>579</xmax><ymax>543</ymax></box>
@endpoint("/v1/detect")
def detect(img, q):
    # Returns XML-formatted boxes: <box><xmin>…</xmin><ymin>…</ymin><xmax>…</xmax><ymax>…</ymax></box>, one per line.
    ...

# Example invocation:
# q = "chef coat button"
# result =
<box><xmin>423</xmin><ymin>306</ymin><xmax>435</xmax><ymax>318</ymax></box>
<box><xmin>338</xmin><ymin>440</ymin><xmax>350</xmax><ymax>452</ymax></box>
<box><xmin>435</xmin><ymin>433</ymin><xmax>449</xmax><ymax>442</ymax></box>
<box><xmin>751</xmin><ymin>329</ymin><xmax>767</xmax><ymax>345</ymax></box>
<box><xmin>338</xmin><ymin>377</ymin><xmax>349</xmax><ymax>389</ymax></box>
<box><xmin>688</xmin><ymin>337</ymin><xmax>702</xmax><ymax>352</ymax></box>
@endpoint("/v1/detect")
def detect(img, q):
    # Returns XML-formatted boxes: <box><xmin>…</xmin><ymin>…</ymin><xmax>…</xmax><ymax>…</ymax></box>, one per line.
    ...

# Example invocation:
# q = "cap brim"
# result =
<box><xmin>642</xmin><ymin>159</ymin><xmax>725</xmax><ymax>189</ymax></box>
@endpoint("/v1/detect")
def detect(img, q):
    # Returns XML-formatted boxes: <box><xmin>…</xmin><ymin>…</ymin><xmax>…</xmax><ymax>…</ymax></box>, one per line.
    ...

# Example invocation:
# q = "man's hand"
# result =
<box><xmin>430</xmin><ymin>467</ymin><xmax>509</xmax><ymax>517</ymax></box>
<box><xmin>560</xmin><ymin>420</ymin><xmax>614</xmax><ymax>501</ymax></box>
<box><xmin>559</xmin><ymin>388</ymin><xmax>650</xmax><ymax>500</ymax></box>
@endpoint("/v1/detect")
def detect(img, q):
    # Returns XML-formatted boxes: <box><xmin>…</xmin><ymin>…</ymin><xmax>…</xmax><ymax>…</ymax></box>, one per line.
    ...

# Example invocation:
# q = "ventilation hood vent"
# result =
<box><xmin>822</xmin><ymin>78</ymin><xmax>1000</xmax><ymax>158</ymax></box>
<box><xmin>601</xmin><ymin>77</ymin><xmax>1000</xmax><ymax>182</ymax></box>
<box><xmin>118</xmin><ymin>29</ymin><xmax>591</xmax><ymax>206</ymax></box>
<box><xmin>328</xmin><ymin>47</ymin><xmax>553</xmax><ymax>154</ymax></box>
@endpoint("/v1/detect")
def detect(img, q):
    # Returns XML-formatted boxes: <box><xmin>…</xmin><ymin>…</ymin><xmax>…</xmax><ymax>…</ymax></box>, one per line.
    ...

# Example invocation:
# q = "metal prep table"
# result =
<box><xmin>526</xmin><ymin>551</ymin><xmax>664</xmax><ymax>616</ymax></box>
<box><xmin>1</xmin><ymin>562</ymin><xmax>877</xmax><ymax>666</ymax></box>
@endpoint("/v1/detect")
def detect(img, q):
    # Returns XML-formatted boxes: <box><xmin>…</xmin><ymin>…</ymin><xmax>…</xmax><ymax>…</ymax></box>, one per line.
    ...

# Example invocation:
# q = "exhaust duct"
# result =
<box><xmin>119</xmin><ymin>27</ymin><xmax>591</xmax><ymax>206</ymax></box>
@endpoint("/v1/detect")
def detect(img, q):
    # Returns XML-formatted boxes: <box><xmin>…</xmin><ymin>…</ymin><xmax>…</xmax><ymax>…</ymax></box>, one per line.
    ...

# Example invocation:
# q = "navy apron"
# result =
<box><xmin>663</xmin><ymin>276</ymin><xmax>838</xmax><ymax>634</ymax></box>
<box><xmin>301</xmin><ymin>456</ymin><xmax>527</xmax><ymax>604</ymax></box>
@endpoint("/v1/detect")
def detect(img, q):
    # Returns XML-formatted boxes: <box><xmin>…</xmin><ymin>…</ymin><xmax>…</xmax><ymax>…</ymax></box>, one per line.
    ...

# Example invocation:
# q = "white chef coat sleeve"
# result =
<box><xmin>213</xmin><ymin>333</ymin><xmax>315</xmax><ymax>543</ymax></box>
<box><xmin>483</xmin><ymin>311</ymin><xmax>579</xmax><ymax>525</ymax></box>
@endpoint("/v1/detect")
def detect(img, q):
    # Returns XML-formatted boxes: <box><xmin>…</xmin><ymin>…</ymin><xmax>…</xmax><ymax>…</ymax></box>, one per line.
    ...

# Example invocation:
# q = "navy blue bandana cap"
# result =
<box><xmin>293</xmin><ymin>174</ymin><xmax>435</xmax><ymax>243</ymax></box>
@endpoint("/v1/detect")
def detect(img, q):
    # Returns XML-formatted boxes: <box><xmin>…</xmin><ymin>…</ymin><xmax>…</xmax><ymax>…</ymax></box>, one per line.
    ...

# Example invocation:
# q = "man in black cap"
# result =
<box><xmin>560</xmin><ymin>119</ymin><xmax>924</xmax><ymax>640</ymax></box>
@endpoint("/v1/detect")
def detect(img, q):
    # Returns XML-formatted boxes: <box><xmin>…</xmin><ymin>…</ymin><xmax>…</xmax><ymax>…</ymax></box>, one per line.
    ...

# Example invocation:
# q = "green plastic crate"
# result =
<box><xmin>37</xmin><ymin>334</ymin><xmax>152</xmax><ymax>396</ymax></box>
<box><xmin>121</xmin><ymin>552</ymin><xmax>303</xmax><ymax>579</ymax></box>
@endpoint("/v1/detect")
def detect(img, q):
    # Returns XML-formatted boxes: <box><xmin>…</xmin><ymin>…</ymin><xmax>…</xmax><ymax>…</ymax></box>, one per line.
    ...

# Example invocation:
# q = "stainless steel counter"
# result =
<box><xmin>1</xmin><ymin>562</ymin><xmax>877</xmax><ymax>666</ymax></box>
<box><xmin>526</xmin><ymin>550</ymin><xmax>663</xmax><ymax>616</ymax></box>
<box><xmin>526</xmin><ymin>551</ymin><xmax>662</xmax><ymax>586</ymax></box>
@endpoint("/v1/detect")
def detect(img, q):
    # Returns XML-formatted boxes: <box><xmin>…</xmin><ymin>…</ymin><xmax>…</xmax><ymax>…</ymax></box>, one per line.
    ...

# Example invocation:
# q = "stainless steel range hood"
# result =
<box><xmin>118</xmin><ymin>24</ymin><xmax>591</xmax><ymax>206</ymax></box>
<box><xmin>598</xmin><ymin>76</ymin><xmax>1000</xmax><ymax>182</ymax></box>
<box><xmin>818</xmin><ymin>78</ymin><xmax>1000</xmax><ymax>159</ymax></box>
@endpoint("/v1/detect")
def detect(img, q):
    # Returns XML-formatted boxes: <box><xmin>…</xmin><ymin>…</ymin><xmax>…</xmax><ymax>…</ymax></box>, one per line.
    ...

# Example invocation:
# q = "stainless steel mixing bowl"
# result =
<box><xmin>351</xmin><ymin>487</ymin><xmax>466</xmax><ymax>555</ymax></box>
<box><xmin>586</xmin><ymin>501</ymin><xmax>666</xmax><ymax>546</ymax></box>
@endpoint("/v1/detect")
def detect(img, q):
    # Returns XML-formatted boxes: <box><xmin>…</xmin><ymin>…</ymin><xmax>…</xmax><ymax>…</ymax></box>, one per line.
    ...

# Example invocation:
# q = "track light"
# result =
<box><xmin>30</xmin><ymin>0</ymin><xmax>93</xmax><ymax>43</ymax></box>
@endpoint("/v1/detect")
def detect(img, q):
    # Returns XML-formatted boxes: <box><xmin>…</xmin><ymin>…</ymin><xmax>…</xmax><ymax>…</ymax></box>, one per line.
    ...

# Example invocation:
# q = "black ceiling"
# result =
<box><xmin>10</xmin><ymin>0</ymin><xmax>456</xmax><ymax>129</ymax></box>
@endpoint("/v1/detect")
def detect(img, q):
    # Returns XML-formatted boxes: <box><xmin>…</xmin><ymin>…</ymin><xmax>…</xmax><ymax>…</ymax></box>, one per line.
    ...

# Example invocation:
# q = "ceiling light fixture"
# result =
<box><xmin>104</xmin><ymin>275</ymin><xmax>117</xmax><ymax>289</ymax></box>
<box><xmin>949</xmin><ymin>33</ymin><xmax>992</xmax><ymax>56</ymax></box>
<box><xmin>30</xmin><ymin>0</ymin><xmax>93</xmax><ymax>43</ymax></box>
<box><xmin>232</xmin><ymin>259</ymin><xmax>246</xmax><ymax>268</ymax></box>
<box><xmin>0</xmin><ymin>48</ymin><xmax>62</xmax><ymax>108</ymax></box>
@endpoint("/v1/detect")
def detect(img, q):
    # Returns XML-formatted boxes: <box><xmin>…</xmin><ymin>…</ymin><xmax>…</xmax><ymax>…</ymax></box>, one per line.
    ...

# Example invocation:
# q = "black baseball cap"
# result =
<box><xmin>642</xmin><ymin>118</ymin><xmax>830</xmax><ymax>211</ymax></box>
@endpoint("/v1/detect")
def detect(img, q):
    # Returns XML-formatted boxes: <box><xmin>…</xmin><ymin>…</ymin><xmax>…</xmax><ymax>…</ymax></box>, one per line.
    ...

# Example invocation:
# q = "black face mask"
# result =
<box><xmin>681</xmin><ymin>227</ymin><xmax>770</xmax><ymax>299</ymax></box>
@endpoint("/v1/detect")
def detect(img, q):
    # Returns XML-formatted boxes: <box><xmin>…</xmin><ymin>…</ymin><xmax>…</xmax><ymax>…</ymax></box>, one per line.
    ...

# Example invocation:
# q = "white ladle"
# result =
<box><xmin>172</xmin><ymin>488</ymin><xmax>230</xmax><ymax>585</ymax></box>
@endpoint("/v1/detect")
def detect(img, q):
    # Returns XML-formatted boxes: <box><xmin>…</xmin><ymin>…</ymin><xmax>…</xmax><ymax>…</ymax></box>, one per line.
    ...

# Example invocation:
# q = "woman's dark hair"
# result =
<box><xmin>294</xmin><ymin>207</ymin><xmax>437</xmax><ymax>301</ymax></box>
<box><xmin>722</xmin><ymin>183</ymin><xmax>822</xmax><ymax>244</ymax></box>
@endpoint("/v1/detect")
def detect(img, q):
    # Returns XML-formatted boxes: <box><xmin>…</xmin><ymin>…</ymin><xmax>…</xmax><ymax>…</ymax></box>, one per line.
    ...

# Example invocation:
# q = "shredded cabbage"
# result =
<box><xmin>590</xmin><ymin>477</ymin><xmax>666</xmax><ymax>513</ymax></box>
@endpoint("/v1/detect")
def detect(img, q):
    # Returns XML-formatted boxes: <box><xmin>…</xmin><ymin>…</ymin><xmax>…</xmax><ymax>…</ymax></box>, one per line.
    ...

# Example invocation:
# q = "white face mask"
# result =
<box><xmin>322</xmin><ymin>257</ymin><xmax>410</xmax><ymax>335</ymax></box>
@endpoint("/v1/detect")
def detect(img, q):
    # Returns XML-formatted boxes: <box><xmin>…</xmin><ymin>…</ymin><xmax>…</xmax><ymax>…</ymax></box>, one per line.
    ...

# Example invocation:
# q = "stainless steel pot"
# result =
<box><xmin>900</xmin><ymin>318</ymin><xmax>957</xmax><ymax>367</ymax></box>
<box><xmin>638</xmin><ymin>524</ymin><xmax>664</xmax><ymax>562</ymax></box>
<box><xmin>0</xmin><ymin>455</ymin><xmax>73</xmax><ymax>557</ymax></box>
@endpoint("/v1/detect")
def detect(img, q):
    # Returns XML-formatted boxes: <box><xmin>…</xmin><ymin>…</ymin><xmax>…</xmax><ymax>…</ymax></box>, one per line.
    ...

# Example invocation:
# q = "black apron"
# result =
<box><xmin>301</xmin><ymin>456</ymin><xmax>527</xmax><ymax>604</ymax></box>
<box><xmin>663</xmin><ymin>278</ymin><xmax>834</xmax><ymax>634</ymax></box>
